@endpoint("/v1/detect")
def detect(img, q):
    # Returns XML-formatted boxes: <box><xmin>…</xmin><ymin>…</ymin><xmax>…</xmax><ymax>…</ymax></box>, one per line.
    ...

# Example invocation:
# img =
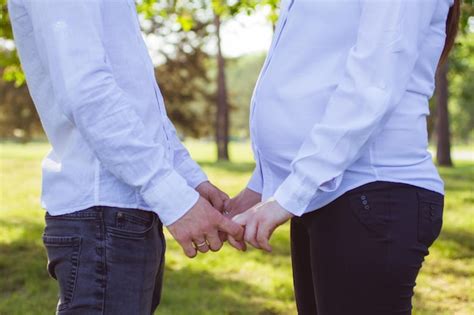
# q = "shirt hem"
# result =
<box><xmin>306</xmin><ymin>176</ymin><xmax>444</xmax><ymax>214</ymax></box>
<box><xmin>43</xmin><ymin>201</ymin><xmax>154</xmax><ymax>216</ymax></box>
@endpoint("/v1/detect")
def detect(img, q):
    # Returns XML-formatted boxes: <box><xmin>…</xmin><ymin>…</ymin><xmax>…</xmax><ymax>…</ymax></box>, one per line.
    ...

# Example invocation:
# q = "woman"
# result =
<box><xmin>225</xmin><ymin>0</ymin><xmax>460</xmax><ymax>314</ymax></box>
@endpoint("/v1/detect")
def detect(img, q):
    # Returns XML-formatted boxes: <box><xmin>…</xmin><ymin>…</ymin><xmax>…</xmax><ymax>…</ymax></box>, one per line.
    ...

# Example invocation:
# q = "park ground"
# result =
<box><xmin>0</xmin><ymin>142</ymin><xmax>473</xmax><ymax>315</ymax></box>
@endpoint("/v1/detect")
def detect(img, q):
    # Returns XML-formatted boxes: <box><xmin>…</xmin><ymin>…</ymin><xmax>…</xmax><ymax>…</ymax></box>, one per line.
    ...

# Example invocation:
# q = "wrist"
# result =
<box><xmin>268</xmin><ymin>197</ymin><xmax>294</xmax><ymax>219</ymax></box>
<box><xmin>243</xmin><ymin>188</ymin><xmax>262</xmax><ymax>203</ymax></box>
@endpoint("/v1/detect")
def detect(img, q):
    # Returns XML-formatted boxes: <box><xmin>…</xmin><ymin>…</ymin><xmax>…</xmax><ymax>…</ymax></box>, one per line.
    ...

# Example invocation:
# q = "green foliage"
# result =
<box><xmin>0</xmin><ymin>0</ymin><xmax>23</xmax><ymax>84</ymax></box>
<box><xmin>0</xmin><ymin>142</ymin><xmax>473</xmax><ymax>314</ymax></box>
<box><xmin>446</xmin><ymin>2</ymin><xmax>474</xmax><ymax>142</ymax></box>
<box><xmin>140</xmin><ymin>1</ymin><xmax>215</xmax><ymax>137</ymax></box>
<box><xmin>0</xmin><ymin>0</ymin><xmax>12</xmax><ymax>39</ymax></box>
<box><xmin>226</xmin><ymin>53</ymin><xmax>266</xmax><ymax>137</ymax></box>
<box><xmin>0</xmin><ymin>0</ymin><xmax>473</xmax><ymax>143</ymax></box>
<box><xmin>450</xmin><ymin>31</ymin><xmax>474</xmax><ymax>142</ymax></box>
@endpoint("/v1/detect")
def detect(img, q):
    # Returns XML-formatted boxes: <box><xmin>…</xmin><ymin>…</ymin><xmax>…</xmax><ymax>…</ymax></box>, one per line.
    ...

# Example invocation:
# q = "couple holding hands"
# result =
<box><xmin>9</xmin><ymin>0</ymin><xmax>459</xmax><ymax>314</ymax></box>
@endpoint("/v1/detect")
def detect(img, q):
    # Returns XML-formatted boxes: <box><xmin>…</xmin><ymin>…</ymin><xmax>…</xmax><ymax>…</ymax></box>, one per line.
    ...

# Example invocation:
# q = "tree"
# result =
<box><xmin>1</xmin><ymin>0</ymin><xmax>216</xmax><ymax>139</ymax></box>
<box><xmin>141</xmin><ymin>2</ymin><xmax>215</xmax><ymax>137</ymax></box>
<box><xmin>436</xmin><ymin>62</ymin><xmax>453</xmax><ymax>166</ymax></box>
<box><xmin>450</xmin><ymin>11</ymin><xmax>474</xmax><ymax>143</ymax></box>
<box><xmin>211</xmin><ymin>0</ymin><xmax>278</xmax><ymax>160</ymax></box>
<box><xmin>213</xmin><ymin>12</ymin><xmax>230</xmax><ymax>160</ymax></box>
<box><xmin>434</xmin><ymin>2</ymin><xmax>474</xmax><ymax>166</ymax></box>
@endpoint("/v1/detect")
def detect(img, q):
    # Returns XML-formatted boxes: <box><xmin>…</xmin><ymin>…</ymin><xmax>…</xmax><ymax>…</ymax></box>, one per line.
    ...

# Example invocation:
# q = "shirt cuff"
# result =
<box><xmin>175</xmin><ymin>158</ymin><xmax>208</xmax><ymax>189</ymax></box>
<box><xmin>247</xmin><ymin>163</ymin><xmax>263</xmax><ymax>194</ymax></box>
<box><xmin>274</xmin><ymin>172</ymin><xmax>343</xmax><ymax>217</ymax></box>
<box><xmin>141</xmin><ymin>170</ymin><xmax>200</xmax><ymax>226</ymax></box>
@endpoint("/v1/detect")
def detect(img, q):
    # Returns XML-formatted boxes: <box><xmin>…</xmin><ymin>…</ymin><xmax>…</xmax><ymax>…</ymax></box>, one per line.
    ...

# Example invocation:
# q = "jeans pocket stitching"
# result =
<box><xmin>107</xmin><ymin>214</ymin><xmax>157</xmax><ymax>239</ymax></box>
<box><xmin>42</xmin><ymin>235</ymin><xmax>82</xmax><ymax>311</ymax></box>
<box><xmin>120</xmin><ymin>212</ymin><xmax>152</xmax><ymax>227</ymax></box>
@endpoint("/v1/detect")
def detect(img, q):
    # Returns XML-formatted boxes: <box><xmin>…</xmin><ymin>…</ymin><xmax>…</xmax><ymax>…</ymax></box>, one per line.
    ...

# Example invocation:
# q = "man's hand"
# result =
<box><xmin>224</xmin><ymin>188</ymin><xmax>262</xmax><ymax>219</ymax></box>
<box><xmin>196</xmin><ymin>181</ymin><xmax>229</xmax><ymax>212</ymax></box>
<box><xmin>167</xmin><ymin>197</ymin><xmax>245</xmax><ymax>258</ymax></box>
<box><xmin>229</xmin><ymin>199</ymin><xmax>293</xmax><ymax>252</ymax></box>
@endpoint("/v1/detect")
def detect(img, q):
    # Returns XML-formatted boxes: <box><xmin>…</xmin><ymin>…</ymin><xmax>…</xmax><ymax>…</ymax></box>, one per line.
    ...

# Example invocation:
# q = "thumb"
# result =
<box><xmin>217</xmin><ymin>216</ymin><xmax>244</xmax><ymax>241</ymax></box>
<box><xmin>232</xmin><ymin>212</ymin><xmax>248</xmax><ymax>226</ymax></box>
<box><xmin>224</xmin><ymin>198</ymin><xmax>232</xmax><ymax>211</ymax></box>
<box><xmin>210</xmin><ymin>192</ymin><xmax>225</xmax><ymax>212</ymax></box>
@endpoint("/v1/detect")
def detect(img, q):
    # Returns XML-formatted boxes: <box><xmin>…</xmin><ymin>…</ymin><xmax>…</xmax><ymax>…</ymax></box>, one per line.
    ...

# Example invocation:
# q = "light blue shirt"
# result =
<box><xmin>248</xmin><ymin>0</ymin><xmax>449</xmax><ymax>216</ymax></box>
<box><xmin>8</xmin><ymin>0</ymin><xmax>208</xmax><ymax>225</ymax></box>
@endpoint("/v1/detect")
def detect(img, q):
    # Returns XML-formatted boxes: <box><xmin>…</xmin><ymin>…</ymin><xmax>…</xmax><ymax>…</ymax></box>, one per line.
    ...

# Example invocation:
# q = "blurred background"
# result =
<box><xmin>0</xmin><ymin>1</ymin><xmax>473</xmax><ymax>314</ymax></box>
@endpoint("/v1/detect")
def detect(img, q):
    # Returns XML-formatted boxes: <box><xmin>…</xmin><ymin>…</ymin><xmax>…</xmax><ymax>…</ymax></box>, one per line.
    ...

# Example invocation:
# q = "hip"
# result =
<box><xmin>297</xmin><ymin>181</ymin><xmax>444</xmax><ymax>248</ymax></box>
<box><xmin>43</xmin><ymin>206</ymin><xmax>165</xmax><ymax>314</ymax></box>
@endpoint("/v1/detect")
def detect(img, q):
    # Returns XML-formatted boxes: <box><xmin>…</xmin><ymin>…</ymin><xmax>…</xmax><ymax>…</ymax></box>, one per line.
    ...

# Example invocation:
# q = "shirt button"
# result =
<box><xmin>361</xmin><ymin>195</ymin><xmax>367</xmax><ymax>200</ymax></box>
<box><xmin>362</xmin><ymin>200</ymin><xmax>368</xmax><ymax>205</ymax></box>
<box><xmin>364</xmin><ymin>205</ymin><xmax>370</xmax><ymax>210</ymax></box>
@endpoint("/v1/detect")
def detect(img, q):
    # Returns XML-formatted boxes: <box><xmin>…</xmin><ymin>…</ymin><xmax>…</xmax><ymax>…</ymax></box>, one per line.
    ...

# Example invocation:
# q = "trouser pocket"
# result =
<box><xmin>42</xmin><ymin>235</ymin><xmax>82</xmax><ymax>312</ymax></box>
<box><xmin>417</xmin><ymin>189</ymin><xmax>444</xmax><ymax>248</ymax></box>
<box><xmin>349</xmin><ymin>189</ymin><xmax>391</xmax><ymax>240</ymax></box>
<box><xmin>107</xmin><ymin>208</ymin><xmax>157</xmax><ymax>240</ymax></box>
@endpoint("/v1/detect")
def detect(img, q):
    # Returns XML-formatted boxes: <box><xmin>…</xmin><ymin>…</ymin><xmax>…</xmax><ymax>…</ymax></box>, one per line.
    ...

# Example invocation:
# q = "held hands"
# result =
<box><xmin>167</xmin><ymin>181</ymin><xmax>244</xmax><ymax>258</ymax></box>
<box><xmin>223</xmin><ymin>188</ymin><xmax>262</xmax><ymax>219</ymax></box>
<box><xmin>229</xmin><ymin>198</ymin><xmax>293</xmax><ymax>252</ymax></box>
<box><xmin>195</xmin><ymin>181</ymin><xmax>229</xmax><ymax>212</ymax></box>
<box><xmin>167</xmin><ymin>196</ymin><xmax>245</xmax><ymax>258</ymax></box>
<box><xmin>167</xmin><ymin>182</ymin><xmax>292</xmax><ymax>258</ymax></box>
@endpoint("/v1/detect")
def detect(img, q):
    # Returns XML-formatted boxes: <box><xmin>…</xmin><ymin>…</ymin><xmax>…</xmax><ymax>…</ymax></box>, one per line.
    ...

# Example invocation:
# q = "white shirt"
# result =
<box><xmin>8</xmin><ymin>0</ymin><xmax>208</xmax><ymax>225</ymax></box>
<box><xmin>248</xmin><ymin>0</ymin><xmax>449</xmax><ymax>216</ymax></box>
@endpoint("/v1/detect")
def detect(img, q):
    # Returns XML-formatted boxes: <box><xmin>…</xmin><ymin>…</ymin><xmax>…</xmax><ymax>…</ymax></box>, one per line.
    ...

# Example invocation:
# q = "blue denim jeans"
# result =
<box><xmin>42</xmin><ymin>206</ymin><xmax>165</xmax><ymax>315</ymax></box>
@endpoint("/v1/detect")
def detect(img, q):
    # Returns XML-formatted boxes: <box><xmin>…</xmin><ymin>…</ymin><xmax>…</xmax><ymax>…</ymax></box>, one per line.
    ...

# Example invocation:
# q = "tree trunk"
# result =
<box><xmin>435</xmin><ymin>62</ymin><xmax>453</xmax><ymax>167</ymax></box>
<box><xmin>214</xmin><ymin>14</ymin><xmax>230</xmax><ymax>161</ymax></box>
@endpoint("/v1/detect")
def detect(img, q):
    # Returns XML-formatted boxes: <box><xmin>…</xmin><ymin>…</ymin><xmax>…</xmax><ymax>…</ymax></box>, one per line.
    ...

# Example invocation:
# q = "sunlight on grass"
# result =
<box><xmin>1</xmin><ymin>142</ymin><xmax>473</xmax><ymax>314</ymax></box>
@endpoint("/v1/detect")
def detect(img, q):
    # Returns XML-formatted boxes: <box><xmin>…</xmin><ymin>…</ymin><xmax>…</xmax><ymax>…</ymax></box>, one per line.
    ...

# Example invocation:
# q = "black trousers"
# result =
<box><xmin>291</xmin><ymin>181</ymin><xmax>443</xmax><ymax>315</ymax></box>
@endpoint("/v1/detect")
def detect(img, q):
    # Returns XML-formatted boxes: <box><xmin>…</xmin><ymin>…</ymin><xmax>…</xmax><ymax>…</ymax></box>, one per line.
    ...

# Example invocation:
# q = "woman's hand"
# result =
<box><xmin>224</xmin><ymin>188</ymin><xmax>262</xmax><ymax>219</ymax></box>
<box><xmin>229</xmin><ymin>198</ymin><xmax>293</xmax><ymax>252</ymax></box>
<box><xmin>220</xmin><ymin>188</ymin><xmax>262</xmax><ymax>250</ymax></box>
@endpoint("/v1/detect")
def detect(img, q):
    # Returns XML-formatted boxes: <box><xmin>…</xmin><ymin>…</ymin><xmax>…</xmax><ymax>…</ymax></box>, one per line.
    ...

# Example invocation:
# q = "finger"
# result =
<box><xmin>217</xmin><ymin>215</ymin><xmax>244</xmax><ymax>241</ymax></box>
<box><xmin>181</xmin><ymin>240</ymin><xmax>197</xmax><ymax>258</ymax></box>
<box><xmin>210</xmin><ymin>191</ymin><xmax>226</xmax><ymax>212</ymax></box>
<box><xmin>244</xmin><ymin>220</ymin><xmax>260</xmax><ymax>249</ymax></box>
<box><xmin>228</xmin><ymin>235</ymin><xmax>247</xmax><ymax>251</ymax></box>
<box><xmin>224</xmin><ymin>198</ymin><xmax>232</xmax><ymax>210</ymax></box>
<box><xmin>232</xmin><ymin>212</ymin><xmax>248</xmax><ymax>225</ymax></box>
<box><xmin>206</xmin><ymin>230</ymin><xmax>223</xmax><ymax>252</ymax></box>
<box><xmin>256</xmin><ymin>220</ymin><xmax>275</xmax><ymax>252</ymax></box>
<box><xmin>219</xmin><ymin>190</ymin><xmax>230</xmax><ymax>201</ymax></box>
<box><xmin>192</xmin><ymin>238</ymin><xmax>210</xmax><ymax>253</ymax></box>
<box><xmin>218</xmin><ymin>231</ymin><xmax>228</xmax><ymax>242</ymax></box>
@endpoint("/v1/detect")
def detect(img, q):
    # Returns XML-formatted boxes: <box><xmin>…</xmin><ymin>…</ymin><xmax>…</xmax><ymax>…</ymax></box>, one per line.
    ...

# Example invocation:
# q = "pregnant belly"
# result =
<box><xmin>252</xmin><ymin>105</ymin><xmax>316</xmax><ymax>165</ymax></box>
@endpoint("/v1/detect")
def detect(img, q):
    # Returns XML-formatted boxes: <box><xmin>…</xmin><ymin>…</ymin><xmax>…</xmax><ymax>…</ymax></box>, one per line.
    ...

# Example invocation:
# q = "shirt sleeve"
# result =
<box><xmin>274</xmin><ymin>0</ymin><xmax>441</xmax><ymax>216</ymax></box>
<box><xmin>247</xmin><ymin>159</ymin><xmax>263</xmax><ymax>194</ymax></box>
<box><xmin>247</xmin><ymin>138</ymin><xmax>264</xmax><ymax>194</ymax></box>
<box><xmin>164</xmin><ymin>117</ymin><xmax>208</xmax><ymax>188</ymax></box>
<box><xmin>24</xmin><ymin>0</ymin><xmax>198</xmax><ymax>226</ymax></box>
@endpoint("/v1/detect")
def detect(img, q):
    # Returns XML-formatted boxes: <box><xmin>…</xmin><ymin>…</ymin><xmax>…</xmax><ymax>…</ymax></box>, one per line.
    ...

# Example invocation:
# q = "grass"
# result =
<box><xmin>0</xmin><ymin>141</ymin><xmax>473</xmax><ymax>315</ymax></box>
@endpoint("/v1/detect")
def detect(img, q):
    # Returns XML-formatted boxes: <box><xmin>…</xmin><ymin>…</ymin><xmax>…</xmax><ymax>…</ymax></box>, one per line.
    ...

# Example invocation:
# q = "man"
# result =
<box><xmin>8</xmin><ymin>0</ymin><xmax>244</xmax><ymax>314</ymax></box>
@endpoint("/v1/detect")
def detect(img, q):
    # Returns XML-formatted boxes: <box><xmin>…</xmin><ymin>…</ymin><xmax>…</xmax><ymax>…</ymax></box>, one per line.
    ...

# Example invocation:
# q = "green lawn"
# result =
<box><xmin>0</xmin><ymin>142</ymin><xmax>473</xmax><ymax>315</ymax></box>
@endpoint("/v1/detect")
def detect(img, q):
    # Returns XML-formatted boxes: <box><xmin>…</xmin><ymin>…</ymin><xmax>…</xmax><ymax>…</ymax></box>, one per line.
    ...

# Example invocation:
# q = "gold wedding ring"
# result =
<box><xmin>195</xmin><ymin>241</ymin><xmax>208</xmax><ymax>248</ymax></box>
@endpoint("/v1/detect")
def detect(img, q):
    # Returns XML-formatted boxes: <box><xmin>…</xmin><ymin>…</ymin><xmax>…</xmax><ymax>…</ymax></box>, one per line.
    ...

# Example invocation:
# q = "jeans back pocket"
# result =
<box><xmin>42</xmin><ymin>235</ymin><xmax>82</xmax><ymax>311</ymax></box>
<box><xmin>417</xmin><ymin>189</ymin><xmax>444</xmax><ymax>248</ymax></box>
